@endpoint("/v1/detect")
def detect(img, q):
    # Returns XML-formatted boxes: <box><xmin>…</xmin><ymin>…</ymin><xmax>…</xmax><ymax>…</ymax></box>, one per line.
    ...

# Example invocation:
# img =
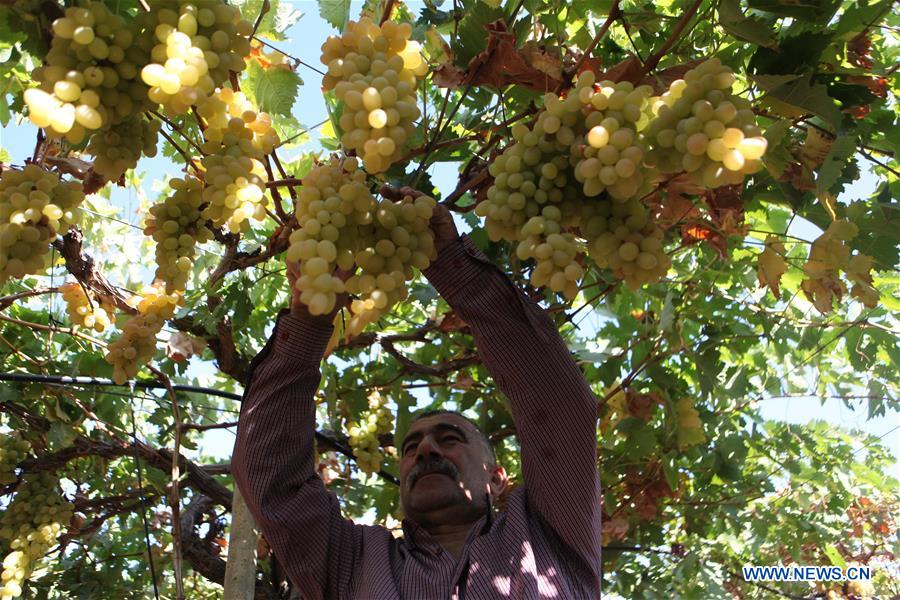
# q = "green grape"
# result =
<box><xmin>322</xmin><ymin>18</ymin><xmax>427</xmax><ymax>173</ymax></box>
<box><xmin>0</xmin><ymin>433</ymin><xmax>30</xmax><ymax>486</ymax></box>
<box><xmin>60</xmin><ymin>281</ymin><xmax>112</xmax><ymax>332</ymax></box>
<box><xmin>346</xmin><ymin>391</ymin><xmax>395</xmax><ymax>475</ymax></box>
<box><xmin>200</xmin><ymin>152</ymin><xmax>268</xmax><ymax>234</ymax></box>
<box><xmin>144</xmin><ymin>177</ymin><xmax>212</xmax><ymax>293</ymax></box>
<box><xmin>646</xmin><ymin>58</ymin><xmax>767</xmax><ymax>186</ymax></box>
<box><xmin>0</xmin><ymin>165</ymin><xmax>85</xmax><ymax>284</ymax></box>
<box><xmin>0</xmin><ymin>471</ymin><xmax>74</xmax><ymax>600</ymax></box>
<box><xmin>141</xmin><ymin>0</ymin><xmax>253</xmax><ymax>115</ymax></box>
<box><xmin>104</xmin><ymin>285</ymin><xmax>182</xmax><ymax>384</ymax></box>
<box><xmin>85</xmin><ymin>116</ymin><xmax>161</xmax><ymax>180</ymax></box>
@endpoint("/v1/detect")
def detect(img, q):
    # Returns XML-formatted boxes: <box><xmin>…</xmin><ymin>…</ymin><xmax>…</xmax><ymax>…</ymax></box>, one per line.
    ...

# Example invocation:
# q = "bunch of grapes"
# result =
<box><xmin>85</xmin><ymin>116</ymin><xmax>161</xmax><ymax>180</ymax></box>
<box><xmin>346</xmin><ymin>391</ymin><xmax>394</xmax><ymax>475</ymax></box>
<box><xmin>0</xmin><ymin>165</ymin><xmax>85</xmax><ymax>284</ymax></box>
<box><xmin>321</xmin><ymin>18</ymin><xmax>427</xmax><ymax>173</ymax></box>
<box><xmin>572</xmin><ymin>76</ymin><xmax>655</xmax><ymax>201</ymax></box>
<box><xmin>345</xmin><ymin>193</ymin><xmax>435</xmax><ymax>335</ymax></box>
<box><xmin>287</xmin><ymin>157</ymin><xmax>371</xmax><ymax>316</ymax></box>
<box><xmin>140</xmin><ymin>0</ymin><xmax>253</xmax><ymax>115</ymax></box>
<box><xmin>144</xmin><ymin>177</ymin><xmax>212</xmax><ymax>293</ymax></box>
<box><xmin>0</xmin><ymin>433</ymin><xmax>30</xmax><ymax>486</ymax></box>
<box><xmin>586</xmin><ymin>198</ymin><xmax>670</xmax><ymax>290</ymax></box>
<box><xmin>0</xmin><ymin>472</ymin><xmax>73</xmax><ymax>600</ymax></box>
<box><xmin>645</xmin><ymin>58</ymin><xmax>767</xmax><ymax>187</ymax></box>
<box><xmin>286</xmin><ymin>157</ymin><xmax>436</xmax><ymax>332</ymax></box>
<box><xmin>104</xmin><ymin>285</ymin><xmax>183</xmax><ymax>384</ymax></box>
<box><xmin>200</xmin><ymin>152</ymin><xmax>268</xmax><ymax>234</ymax></box>
<box><xmin>25</xmin><ymin>2</ymin><xmax>153</xmax><ymax>143</ymax></box>
<box><xmin>59</xmin><ymin>281</ymin><xmax>112</xmax><ymax>333</ymax></box>
<box><xmin>196</xmin><ymin>88</ymin><xmax>279</xmax><ymax>157</ymax></box>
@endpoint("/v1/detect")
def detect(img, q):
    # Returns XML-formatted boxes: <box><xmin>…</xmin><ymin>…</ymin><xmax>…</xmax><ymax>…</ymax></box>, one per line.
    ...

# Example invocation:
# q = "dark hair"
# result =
<box><xmin>410</xmin><ymin>409</ymin><xmax>497</xmax><ymax>465</ymax></box>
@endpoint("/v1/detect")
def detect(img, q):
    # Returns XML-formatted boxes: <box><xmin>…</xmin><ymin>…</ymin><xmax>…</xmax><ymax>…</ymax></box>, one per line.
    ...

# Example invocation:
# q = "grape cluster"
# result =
<box><xmin>646</xmin><ymin>58</ymin><xmax>766</xmax><ymax>187</ymax></box>
<box><xmin>196</xmin><ymin>88</ymin><xmax>279</xmax><ymax>157</ymax></box>
<box><xmin>573</xmin><ymin>77</ymin><xmax>654</xmax><ymax>200</ymax></box>
<box><xmin>346</xmin><ymin>391</ymin><xmax>394</xmax><ymax>475</ymax></box>
<box><xmin>321</xmin><ymin>18</ymin><xmax>427</xmax><ymax>173</ymax></box>
<box><xmin>25</xmin><ymin>2</ymin><xmax>153</xmax><ymax>143</ymax></box>
<box><xmin>346</xmin><ymin>193</ymin><xmax>435</xmax><ymax>335</ymax></box>
<box><xmin>0</xmin><ymin>433</ymin><xmax>30</xmax><ymax>486</ymax></box>
<box><xmin>0</xmin><ymin>165</ymin><xmax>84</xmax><ymax>284</ymax></box>
<box><xmin>144</xmin><ymin>177</ymin><xmax>212</xmax><ymax>293</ymax></box>
<box><xmin>104</xmin><ymin>285</ymin><xmax>182</xmax><ymax>384</ymax></box>
<box><xmin>140</xmin><ymin>0</ymin><xmax>253</xmax><ymax>115</ymax></box>
<box><xmin>85</xmin><ymin>116</ymin><xmax>161</xmax><ymax>181</ymax></box>
<box><xmin>60</xmin><ymin>281</ymin><xmax>112</xmax><ymax>333</ymax></box>
<box><xmin>287</xmin><ymin>157</ymin><xmax>370</xmax><ymax>316</ymax></box>
<box><xmin>0</xmin><ymin>472</ymin><xmax>73</xmax><ymax>600</ymax></box>
<box><xmin>586</xmin><ymin>198</ymin><xmax>671</xmax><ymax>291</ymax></box>
<box><xmin>287</xmin><ymin>157</ymin><xmax>435</xmax><ymax>334</ymax></box>
<box><xmin>200</xmin><ymin>152</ymin><xmax>268</xmax><ymax>233</ymax></box>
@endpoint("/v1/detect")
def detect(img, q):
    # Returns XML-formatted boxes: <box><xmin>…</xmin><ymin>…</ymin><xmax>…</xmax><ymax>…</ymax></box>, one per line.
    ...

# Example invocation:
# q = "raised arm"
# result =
<box><xmin>422</xmin><ymin>207</ymin><xmax>602</xmax><ymax>576</ymax></box>
<box><xmin>231</xmin><ymin>277</ymin><xmax>365</xmax><ymax>599</ymax></box>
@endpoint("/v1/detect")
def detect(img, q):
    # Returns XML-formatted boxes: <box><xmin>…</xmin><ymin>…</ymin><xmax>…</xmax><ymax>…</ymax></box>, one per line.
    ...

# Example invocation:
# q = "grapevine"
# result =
<box><xmin>144</xmin><ymin>176</ymin><xmax>212</xmax><ymax>293</ymax></box>
<box><xmin>104</xmin><ymin>285</ymin><xmax>183</xmax><ymax>384</ymax></box>
<box><xmin>346</xmin><ymin>391</ymin><xmax>394</xmax><ymax>475</ymax></box>
<box><xmin>0</xmin><ymin>165</ymin><xmax>85</xmax><ymax>284</ymax></box>
<box><xmin>59</xmin><ymin>281</ymin><xmax>112</xmax><ymax>333</ymax></box>
<box><xmin>321</xmin><ymin>18</ymin><xmax>427</xmax><ymax>173</ymax></box>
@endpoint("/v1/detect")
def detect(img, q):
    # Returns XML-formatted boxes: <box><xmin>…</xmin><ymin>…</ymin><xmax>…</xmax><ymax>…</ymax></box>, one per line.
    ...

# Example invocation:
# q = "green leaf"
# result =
<box><xmin>816</xmin><ymin>134</ymin><xmax>857</xmax><ymax>196</ymax></box>
<box><xmin>718</xmin><ymin>0</ymin><xmax>777</xmax><ymax>48</ymax></box>
<box><xmin>455</xmin><ymin>2</ymin><xmax>506</xmax><ymax>66</ymax></box>
<box><xmin>754</xmin><ymin>74</ymin><xmax>842</xmax><ymax>128</ymax></box>
<box><xmin>317</xmin><ymin>0</ymin><xmax>351</xmax><ymax>30</ymax></box>
<box><xmin>243</xmin><ymin>60</ymin><xmax>303</xmax><ymax>116</ymax></box>
<box><xmin>747</xmin><ymin>0</ymin><xmax>840</xmax><ymax>21</ymax></box>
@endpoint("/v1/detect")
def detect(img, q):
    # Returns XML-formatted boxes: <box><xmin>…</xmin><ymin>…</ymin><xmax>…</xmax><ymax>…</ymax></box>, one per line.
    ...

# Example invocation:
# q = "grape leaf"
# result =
<box><xmin>317</xmin><ymin>0</ymin><xmax>351</xmax><ymax>30</ymax></box>
<box><xmin>754</xmin><ymin>74</ymin><xmax>842</xmax><ymax>128</ymax></box>
<box><xmin>718</xmin><ymin>0</ymin><xmax>776</xmax><ymax>48</ymax></box>
<box><xmin>816</xmin><ymin>134</ymin><xmax>856</xmax><ymax>196</ymax></box>
<box><xmin>757</xmin><ymin>236</ymin><xmax>788</xmax><ymax>298</ymax></box>
<box><xmin>243</xmin><ymin>61</ymin><xmax>303</xmax><ymax>116</ymax></box>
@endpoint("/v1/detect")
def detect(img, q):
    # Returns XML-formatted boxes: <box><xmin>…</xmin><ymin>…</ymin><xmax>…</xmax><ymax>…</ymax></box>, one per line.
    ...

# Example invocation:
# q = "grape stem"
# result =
<box><xmin>380</xmin><ymin>0</ymin><xmax>397</xmax><ymax>25</ymax></box>
<box><xmin>640</xmin><ymin>0</ymin><xmax>705</xmax><ymax>76</ymax></box>
<box><xmin>562</xmin><ymin>0</ymin><xmax>622</xmax><ymax>93</ymax></box>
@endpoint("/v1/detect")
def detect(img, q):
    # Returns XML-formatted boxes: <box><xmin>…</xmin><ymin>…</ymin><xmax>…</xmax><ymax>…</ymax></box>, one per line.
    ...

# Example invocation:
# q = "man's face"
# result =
<box><xmin>398</xmin><ymin>414</ymin><xmax>504</xmax><ymax>525</ymax></box>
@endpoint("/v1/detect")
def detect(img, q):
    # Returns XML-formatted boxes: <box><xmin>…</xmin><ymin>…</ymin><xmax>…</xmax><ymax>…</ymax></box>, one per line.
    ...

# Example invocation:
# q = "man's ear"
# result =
<box><xmin>488</xmin><ymin>465</ymin><xmax>508</xmax><ymax>498</ymax></box>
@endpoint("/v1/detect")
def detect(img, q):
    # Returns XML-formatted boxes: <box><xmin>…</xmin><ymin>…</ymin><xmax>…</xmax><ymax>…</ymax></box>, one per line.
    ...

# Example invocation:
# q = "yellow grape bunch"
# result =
<box><xmin>646</xmin><ymin>58</ymin><xmax>767</xmax><ymax>186</ymax></box>
<box><xmin>25</xmin><ymin>2</ymin><xmax>153</xmax><ymax>143</ymax></box>
<box><xmin>0</xmin><ymin>165</ymin><xmax>85</xmax><ymax>284</ymax></box>
<box><xmin>0</xmin><ymin>472</ymin><xmax>74</xmax><ymax>600</ymax></box>
<box><xmin>0</xmin><ymin>433</ymin><xmax>30</xmax><ymax>486</ymax></box>
<box><xmin>144</xmin><ymin>177</ymin><xmax>212</xmax><ymax>293</ymax></box>
<box><xmin>286</xmin><ymin>157</ymin><xmax>436</xmax><ymax>335</ymax></box>
<box><xmin>321</xmin><ymin>18</ymin><xmax>427</xmax><ymax>173</ymax></box>
<box><xmin>196</xmin><ymin>88</ymin><xmax>279</xmax><ymax>157</ymax></box>
<box><xmin>59</xmin><ymin>281</ymin><xmax>112</xmax><ymax>333</ymax></box>
<box><xmin>346</xmin><ymin>391</ymin><xmax>394</xmax><ymax>475</ymax></box>
<box><xmin>200</xmin><ymin>152</ymin><xmax>268</xmax><ymax>234</ymax></box>
<box><xmin>140</xmin><ymin>0</ymin><xmax>254</xmax><ymax>115</ymax></box>
<box><xmin>85</xmin><ymin>116</ymin><xmax>161</xmax><ymax>181</ymax></box>
<box><xmin>105</xmin><ymin>285</ymin><xmax>183</xmax><ymax>384</ymax></box>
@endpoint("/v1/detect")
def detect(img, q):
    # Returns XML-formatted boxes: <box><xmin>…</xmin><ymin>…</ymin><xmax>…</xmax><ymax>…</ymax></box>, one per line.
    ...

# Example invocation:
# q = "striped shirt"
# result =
<box><xmin>232</xmin><ymin>235</ymin><xmax>602</xmax><ymax>599</ymax></box>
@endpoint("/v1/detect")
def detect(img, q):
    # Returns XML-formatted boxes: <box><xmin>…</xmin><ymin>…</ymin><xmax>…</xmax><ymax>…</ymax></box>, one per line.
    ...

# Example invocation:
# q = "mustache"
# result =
<box><xmin>408</xmin><ymin>458</ymin><xmax>459</xmax><ymax>489</ymax></box>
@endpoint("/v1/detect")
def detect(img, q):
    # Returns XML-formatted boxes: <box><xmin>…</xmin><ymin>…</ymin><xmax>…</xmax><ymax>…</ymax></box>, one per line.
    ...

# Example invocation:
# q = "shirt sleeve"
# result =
<box><xmin>231</xmin><ymin>311</ymin><xmax>366</xmax><ymax>600</ymax></box>
<box><xmin>422</xmin><ymin>235</ymin><xmax>602</xmax><ymax>578</ymax></box>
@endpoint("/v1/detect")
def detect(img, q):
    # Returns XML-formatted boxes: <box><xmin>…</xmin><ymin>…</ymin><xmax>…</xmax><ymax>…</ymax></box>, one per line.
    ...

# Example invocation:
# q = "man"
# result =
<box><xmin>232</xmin><ymin>205</ymin><xmax>602</xmax><ymax>599</ymax></box>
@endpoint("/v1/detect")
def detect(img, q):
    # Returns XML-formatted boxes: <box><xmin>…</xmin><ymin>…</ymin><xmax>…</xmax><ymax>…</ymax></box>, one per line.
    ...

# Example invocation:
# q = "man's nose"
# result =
<box><xmin>414</xmin><ymin>434</ymin><xmax>442</xmax><ymax>459</ymax></box>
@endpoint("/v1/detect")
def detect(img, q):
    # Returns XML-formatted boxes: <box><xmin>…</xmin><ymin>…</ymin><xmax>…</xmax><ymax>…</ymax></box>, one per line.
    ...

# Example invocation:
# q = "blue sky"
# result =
<box><xmin>0</xmin><ymin>0</ymin><xmax>895</xmax><ymax>469</ymax></box>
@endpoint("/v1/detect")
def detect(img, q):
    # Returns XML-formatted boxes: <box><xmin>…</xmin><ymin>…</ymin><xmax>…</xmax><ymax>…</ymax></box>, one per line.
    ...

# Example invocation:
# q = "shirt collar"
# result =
<box><xmin>401</xmin><ymin>510</ymin><xmax>494</xmax><ymax>557</ymax></box>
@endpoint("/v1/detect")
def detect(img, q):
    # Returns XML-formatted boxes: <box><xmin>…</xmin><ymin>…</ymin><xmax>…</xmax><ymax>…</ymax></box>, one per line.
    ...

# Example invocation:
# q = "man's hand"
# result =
<box><xmin>430</xmin><ymin>203</ymin><xmax>460</xmax><ymax>256</ymax></box>
<box><xmin>287</xmin><ymin>260</ymin><xmax>353</xmax><ymax>324</ymax></box>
